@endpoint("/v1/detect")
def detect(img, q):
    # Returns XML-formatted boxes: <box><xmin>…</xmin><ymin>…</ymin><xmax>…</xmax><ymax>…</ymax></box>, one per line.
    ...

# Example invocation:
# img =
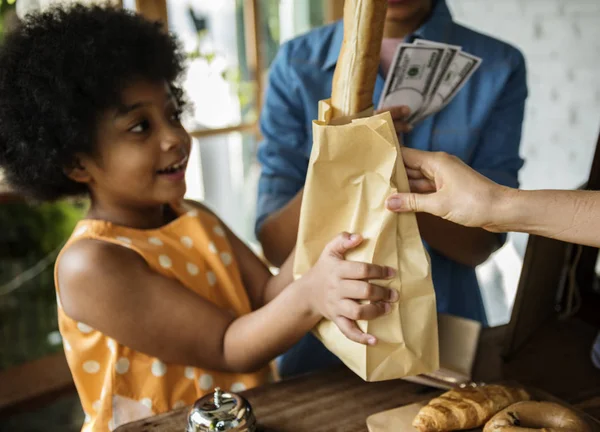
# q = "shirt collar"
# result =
<box><xmin>322</xmin><ymin>0</ymin><xmax>454</xmax><ymax>71</ymax></box>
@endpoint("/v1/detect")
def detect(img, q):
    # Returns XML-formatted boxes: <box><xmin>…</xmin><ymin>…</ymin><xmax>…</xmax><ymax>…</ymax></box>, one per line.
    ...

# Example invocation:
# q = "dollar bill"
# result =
<box><xmin>378</xmin><ymin>39</ymin><xmax>482</xmax><ymax>126</ymax></box>
<box><xmin>413</xmin><ymin>50</ymin><xmax>482</xmax><ymax>123</ymax></box>
<box><xmin>413</xmin><ymin>39</ymin><xmax>461</xmax><ymax>105</ymax></box>
<box><xmin>377</xmin><ymin>44</ymin><xmax>446</xmax><ymax>122</ymax></box>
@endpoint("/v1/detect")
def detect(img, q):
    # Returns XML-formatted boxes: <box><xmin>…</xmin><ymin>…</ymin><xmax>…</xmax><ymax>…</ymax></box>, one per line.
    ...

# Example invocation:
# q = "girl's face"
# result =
<box><xmin>77</xmin><ymin>80</ymin><xmax>191</xmax><ymax>208</ymax></box>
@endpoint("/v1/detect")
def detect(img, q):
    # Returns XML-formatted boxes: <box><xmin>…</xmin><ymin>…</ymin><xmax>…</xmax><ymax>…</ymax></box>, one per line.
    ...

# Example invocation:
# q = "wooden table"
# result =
<box><xmin>118</xmin><ymin>319</ymin><xmax>600</xmax><ymax>432</ymax></box>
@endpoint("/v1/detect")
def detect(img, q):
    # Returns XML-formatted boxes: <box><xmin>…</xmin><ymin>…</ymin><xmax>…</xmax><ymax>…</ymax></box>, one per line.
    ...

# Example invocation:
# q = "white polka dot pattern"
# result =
<box><xmin>199</xmin><ymin>374</ymin><xmax>214</xmax><ymax>391</ymax></box>
<box><xmin>141</xmin><ymin>398</ymin><xmax>153</xmax><ymax>410</ymax></box>
<box><xmin>186</xmin><ymin>262</ymin><xmax>199</xmax><ymax>276</ymax></box>
<box><xmin>213</xmin><ymin>226</ymin><xmax>226</xmax><ymax>237</ymax></box>
<box><xmin>115</xmin><ymin>357</ymin><xmax>130</xmax><ymax>375</ymax></box>
<box><xmin>148</xmin><ymin>237</ymin><xmax>163</xmax><ymax>246</ymax></box>
<box><xmin>220</xmin><ymin>252</ymin><xmax>232</xmax><ymax>266</ymax></box>
<box><xmin>180</xmin><ymin>236</ymin><xmax>193</xmax><ymax>248</ymax></box>
<box><xmin>92</xmin><ymin>400</ymin><xmax>101</xmax><ymax>412</ymax></box>
<box><xmin>107</xmin><ymin>339</ymin><xmax>116</xmax><ymax>354</ymax></box>
<box><xmin>230</xmin><ymin>382</ymin><xmax>247</xmax><ymax>392</ymax></box>
<box><xmin>77</xmin><ymin>322</ymin><xmax>93</xmax><ymax>333</ymax></box>
<box><xmin>207</xmin><ymin>272</ymin><xmax>217</xmax><ymax>287</ymax></box>
<box><xmin>83</xmin><ymin>360</ymin><xmax>100</xmax><ymax>374</ymax></box>
<box><xmin>184</xmin><ymin>367</ymin><xmax>195</xmax><ymax>379</ymax></box>
<box><xmin>159</xmin><ymin>255</ymin><xmax>172</xmax><ymax>268</ymax></box>
<box><xmin>151</xmin><ymin>359</ymin><xmax>167</xmax><ymax>377</ymax></box>
<box><xmin>56</xmin><ymin>203</ymin><xmax>270</xmax><ymax>429</ymax></box>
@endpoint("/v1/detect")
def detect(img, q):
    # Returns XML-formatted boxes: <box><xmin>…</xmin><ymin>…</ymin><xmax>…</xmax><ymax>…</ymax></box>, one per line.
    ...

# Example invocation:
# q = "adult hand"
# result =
<box><xmin>375</xmin><ymin>105</ymin><xmax>413</xmax><ymax>134</ymax></box>
<box><xmin>385</xmin><ymin>147</ymin><xmax>509</xmax><ymax>232</ymax></box>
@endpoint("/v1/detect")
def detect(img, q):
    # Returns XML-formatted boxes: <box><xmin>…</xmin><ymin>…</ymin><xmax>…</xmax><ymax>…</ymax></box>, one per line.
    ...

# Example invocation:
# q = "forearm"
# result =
<box><xmin>417</xmin><ymin>213</ymin><xmax>501</xmax><ymax>267</ymax></box>
<box><xmin>261</xmin><ymin>249</ymin><xmax>296</xmax><ymax>305</ymax></box>
<box><xmin>493</xmin><ymin>188</ymin><xmax>600</xmax><ymax>248</ymax></box>
<box><xmin>222</xmin><ymin>279</ymin><xmax>318</xmax><ymax>373</ymax></box>
<box><xmin>258</xmin><ymin>189</ymin><xmax>303</xmax><ymax>267</ymax></box>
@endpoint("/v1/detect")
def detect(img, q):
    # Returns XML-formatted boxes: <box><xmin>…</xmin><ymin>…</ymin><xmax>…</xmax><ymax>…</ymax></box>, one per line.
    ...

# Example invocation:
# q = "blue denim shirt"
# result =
<box><xmin>256</xmin><ymin>0</ymin><xmax>527</xmax><ymax>326</ymax></box>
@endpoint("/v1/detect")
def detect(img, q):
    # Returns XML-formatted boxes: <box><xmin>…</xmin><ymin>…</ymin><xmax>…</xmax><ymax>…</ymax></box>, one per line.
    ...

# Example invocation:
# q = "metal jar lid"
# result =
<box><xmin>187</xmin><ymin>388</ymin><xmax>257</xmax><ymax>432</ymax></box>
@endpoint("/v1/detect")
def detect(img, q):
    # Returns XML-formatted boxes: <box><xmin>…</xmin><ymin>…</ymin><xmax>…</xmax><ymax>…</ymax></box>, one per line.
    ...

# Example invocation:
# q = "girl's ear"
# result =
<box><xmin>64</xmin><ymin>156</ymin><xmax>92</xmax><ymax>184</ymax></box>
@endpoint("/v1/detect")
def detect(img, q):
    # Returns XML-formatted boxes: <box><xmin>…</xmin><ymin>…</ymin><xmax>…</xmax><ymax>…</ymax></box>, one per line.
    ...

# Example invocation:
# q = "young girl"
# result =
<box><xmin>0</xmin><ymin>5</ymin><xmax>398</xmax><ymax>431</ymax></box>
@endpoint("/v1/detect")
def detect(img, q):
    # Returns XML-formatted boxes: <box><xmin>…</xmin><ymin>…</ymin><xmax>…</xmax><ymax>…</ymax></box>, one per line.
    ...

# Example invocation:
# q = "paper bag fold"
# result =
<box><xmin>293</xmin><ymin>99</ymin><xmax>439</xmax><ymax>382</ymax></box>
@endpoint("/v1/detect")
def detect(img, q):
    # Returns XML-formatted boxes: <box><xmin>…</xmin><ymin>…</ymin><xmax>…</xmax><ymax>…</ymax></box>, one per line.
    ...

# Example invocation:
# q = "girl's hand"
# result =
<box><xmin>303</xmin><ymin>232</ymin><xmax>398</xmax><ymax>346</ymax></box>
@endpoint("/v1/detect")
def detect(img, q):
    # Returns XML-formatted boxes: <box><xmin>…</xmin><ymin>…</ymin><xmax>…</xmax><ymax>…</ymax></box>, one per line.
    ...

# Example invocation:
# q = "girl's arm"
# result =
<box><xmin>57</xmin><ymin>233</ymin><xmax>396</xmax><ymax>374</ymax></box>
<box><xmin>186</xmin><ymin>200</ymin><xmax>324</xmax><ymax>309</ymax></box>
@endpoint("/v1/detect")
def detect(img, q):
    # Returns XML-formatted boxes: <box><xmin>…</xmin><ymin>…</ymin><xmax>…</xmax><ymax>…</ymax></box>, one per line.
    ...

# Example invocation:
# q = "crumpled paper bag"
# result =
<box><xmin>293</xmin><ymin>99</ymin><xmax>439</xmax><ymax>382</ymax></box>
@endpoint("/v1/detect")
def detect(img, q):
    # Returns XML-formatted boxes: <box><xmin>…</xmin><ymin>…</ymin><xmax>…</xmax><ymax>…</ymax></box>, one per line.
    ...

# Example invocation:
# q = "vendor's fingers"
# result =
<box><xmin>375</xmin><ymin>105</ymin><xmax>411</xmax><ymax>119</ymax></box>
<box><xmin>406</xmin><ymin>167</ymin><xmax>427</xmax><ymax>179</ymax></box>
<box><xmin>337</xmin><ymin>261</ymin><xmax>396</xmax><ymax>281</ymax></box>
<box><xmin>399</xmin><ymin>147</ymin><xmax>437</xmax><ymax>176</ymax></box>
<box><xmin>334</xmin><ymin>316</ymin><xmax>377</xmax><ymax>346</ymax></box>
<box><xmin>340</xmin><ymin>281</ymin><xmax>398</xmax><ymax>302</ymax></box>
<box><xmin>394</xmin><ymin>120</ymin><xmax>413</xmax><ymax>133</ymax></box>
<box><xmin>339</xmin><ymin>299</ymin><xmax>390</xmax><ymax>321</ymax></box>
<box><xmin>408</xmin><ymin>179</ymin><xmax>436</xmax><ymax>193</ymax></box>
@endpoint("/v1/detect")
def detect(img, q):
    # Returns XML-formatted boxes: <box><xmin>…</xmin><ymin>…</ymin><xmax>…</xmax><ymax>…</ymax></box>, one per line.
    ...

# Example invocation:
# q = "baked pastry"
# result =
<box><xmin>483</xmin><ymin>401</ymin><xmax>592</xmax><ymax>432</ymax></box>
<box><xmin>330</xmin><ymin>0</ymin><xmax>387</xmax><ymax>119</ymax></box>
<box><xmin>412</xmin><ymin>385</ymin><xmax>531</xmax><ymax>432</ymax></box>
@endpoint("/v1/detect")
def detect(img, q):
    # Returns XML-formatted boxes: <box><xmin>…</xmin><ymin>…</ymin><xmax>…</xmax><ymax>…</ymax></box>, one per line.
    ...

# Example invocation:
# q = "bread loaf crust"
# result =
<box><xmin>330</xmin><ymin>0</ymin><xmax>388</xmax><ymax>119</ymax></box>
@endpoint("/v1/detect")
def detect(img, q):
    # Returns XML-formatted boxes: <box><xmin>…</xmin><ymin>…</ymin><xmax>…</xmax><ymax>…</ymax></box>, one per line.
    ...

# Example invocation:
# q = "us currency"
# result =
<box><xmin>378</xmin><ymin>40</ymin><xmax>482</xmax><ymax>126</ymax></box>
<box><xmin>377</xmin><ymin>44</ymin><xmax>445</xmax><ymax>123</ymax></box>
<box><xmin>414</xmin><ymin>50</ymin><xmax>482</xmax><ymax>123</ymax></box>
<box><xmin>413</xmin><ymin>39</ymin><xmax>461</xmax><ymax>105</ymax></box>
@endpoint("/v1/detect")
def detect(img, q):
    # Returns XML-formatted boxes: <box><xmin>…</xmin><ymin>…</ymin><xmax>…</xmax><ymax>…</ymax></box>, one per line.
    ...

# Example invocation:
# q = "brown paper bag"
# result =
<box><xmin>293</xmin><ymin>99</ymin><xmax>439</xmax><ymax>382</ymax></box>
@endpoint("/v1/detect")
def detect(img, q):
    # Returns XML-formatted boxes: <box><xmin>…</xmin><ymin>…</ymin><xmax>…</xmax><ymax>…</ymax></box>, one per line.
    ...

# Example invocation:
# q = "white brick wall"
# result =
<box><xmin>448</xmin><ymin>0</ymin><xmax>600</xmax><ymax>191</ymax></box>
<box><xmin>448</xmin><ymin>1</ymin><xmax>600</xmax><ymax>325</ymax></box>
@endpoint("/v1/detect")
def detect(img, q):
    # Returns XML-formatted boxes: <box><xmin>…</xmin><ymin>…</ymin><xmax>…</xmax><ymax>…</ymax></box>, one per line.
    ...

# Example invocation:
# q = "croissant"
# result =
<box><xmin>412</xmin><ymin>385</ymin><xmax>531</xmax><ymax>432</ymax></box>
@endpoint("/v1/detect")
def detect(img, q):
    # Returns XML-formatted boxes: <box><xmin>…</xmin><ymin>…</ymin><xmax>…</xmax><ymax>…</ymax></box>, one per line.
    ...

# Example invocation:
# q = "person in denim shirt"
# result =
<box><xmin>255</xmin><ymin>0</ymin><xmax>527</xmax><ymax>378</ymax></box>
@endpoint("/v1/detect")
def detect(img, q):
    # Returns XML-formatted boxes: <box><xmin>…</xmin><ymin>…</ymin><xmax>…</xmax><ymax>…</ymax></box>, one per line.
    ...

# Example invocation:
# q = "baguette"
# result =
<box><xmin>412</xmin><ymin>385</ymin><xmax>531</xmax><ymax>432</ymax></box>
<box><xmin>330</xmin><ymin>0</ymin><xmax>388</xmax><ymax>119</ymax></box>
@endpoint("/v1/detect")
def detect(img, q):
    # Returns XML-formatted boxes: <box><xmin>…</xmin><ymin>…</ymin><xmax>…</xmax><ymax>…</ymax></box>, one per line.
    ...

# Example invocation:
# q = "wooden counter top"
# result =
<box><xmin>118</xmin><ymin>319</ymin><xmax>600</xmax><ymax>431</ymax></box>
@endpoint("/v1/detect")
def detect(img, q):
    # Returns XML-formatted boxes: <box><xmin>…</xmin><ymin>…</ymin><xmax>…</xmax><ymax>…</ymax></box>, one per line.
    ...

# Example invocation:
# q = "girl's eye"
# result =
<box><xmin>129</xmin><ymin>120</ymin><xmax>150</xmax><ymax>133</ymax></box>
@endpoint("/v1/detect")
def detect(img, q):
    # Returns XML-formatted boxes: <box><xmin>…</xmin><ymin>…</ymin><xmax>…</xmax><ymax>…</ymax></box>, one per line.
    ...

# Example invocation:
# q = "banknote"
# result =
<box><xmin>378</xmin><ymin>39</ymin><xmax>482</xmax><ymax>125</ymax></box>
<box><xmin>414</xmin><ymin>39</ymin><xmax>461</xmax><ymax>104</ymax></box>
<box><xmin>414</xmin><ymin>50</ymin><xmax>482</xmax><ymax>122</ymax></box>
<box><xmin>377</xmin><ymin>44</ymin><xmax>446</xmax><ymax>123</ymax></box>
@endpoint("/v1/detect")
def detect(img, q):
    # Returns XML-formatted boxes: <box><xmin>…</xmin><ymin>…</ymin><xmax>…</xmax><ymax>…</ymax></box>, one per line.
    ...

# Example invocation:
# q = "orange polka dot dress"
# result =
<box><xmin>54</xmin><ymin>202</ymin><xmax>269</xmax><ymax>431</ymax></box>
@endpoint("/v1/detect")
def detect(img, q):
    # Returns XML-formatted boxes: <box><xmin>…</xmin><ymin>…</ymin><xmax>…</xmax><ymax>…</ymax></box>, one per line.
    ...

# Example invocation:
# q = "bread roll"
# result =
<box><xmin>330</xmin><ymin>0</ymin><xmax>388</xmax><ymax>119</ymax></box>
<box><xmin>412</xmin><ymin>385</ymin><xmax>531</xmax><ymax>432</ymax></box>
<box><xmin>483</xmin><ymin>401</ymin><xmax>592</xmax><ymax>432</ymax></box>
